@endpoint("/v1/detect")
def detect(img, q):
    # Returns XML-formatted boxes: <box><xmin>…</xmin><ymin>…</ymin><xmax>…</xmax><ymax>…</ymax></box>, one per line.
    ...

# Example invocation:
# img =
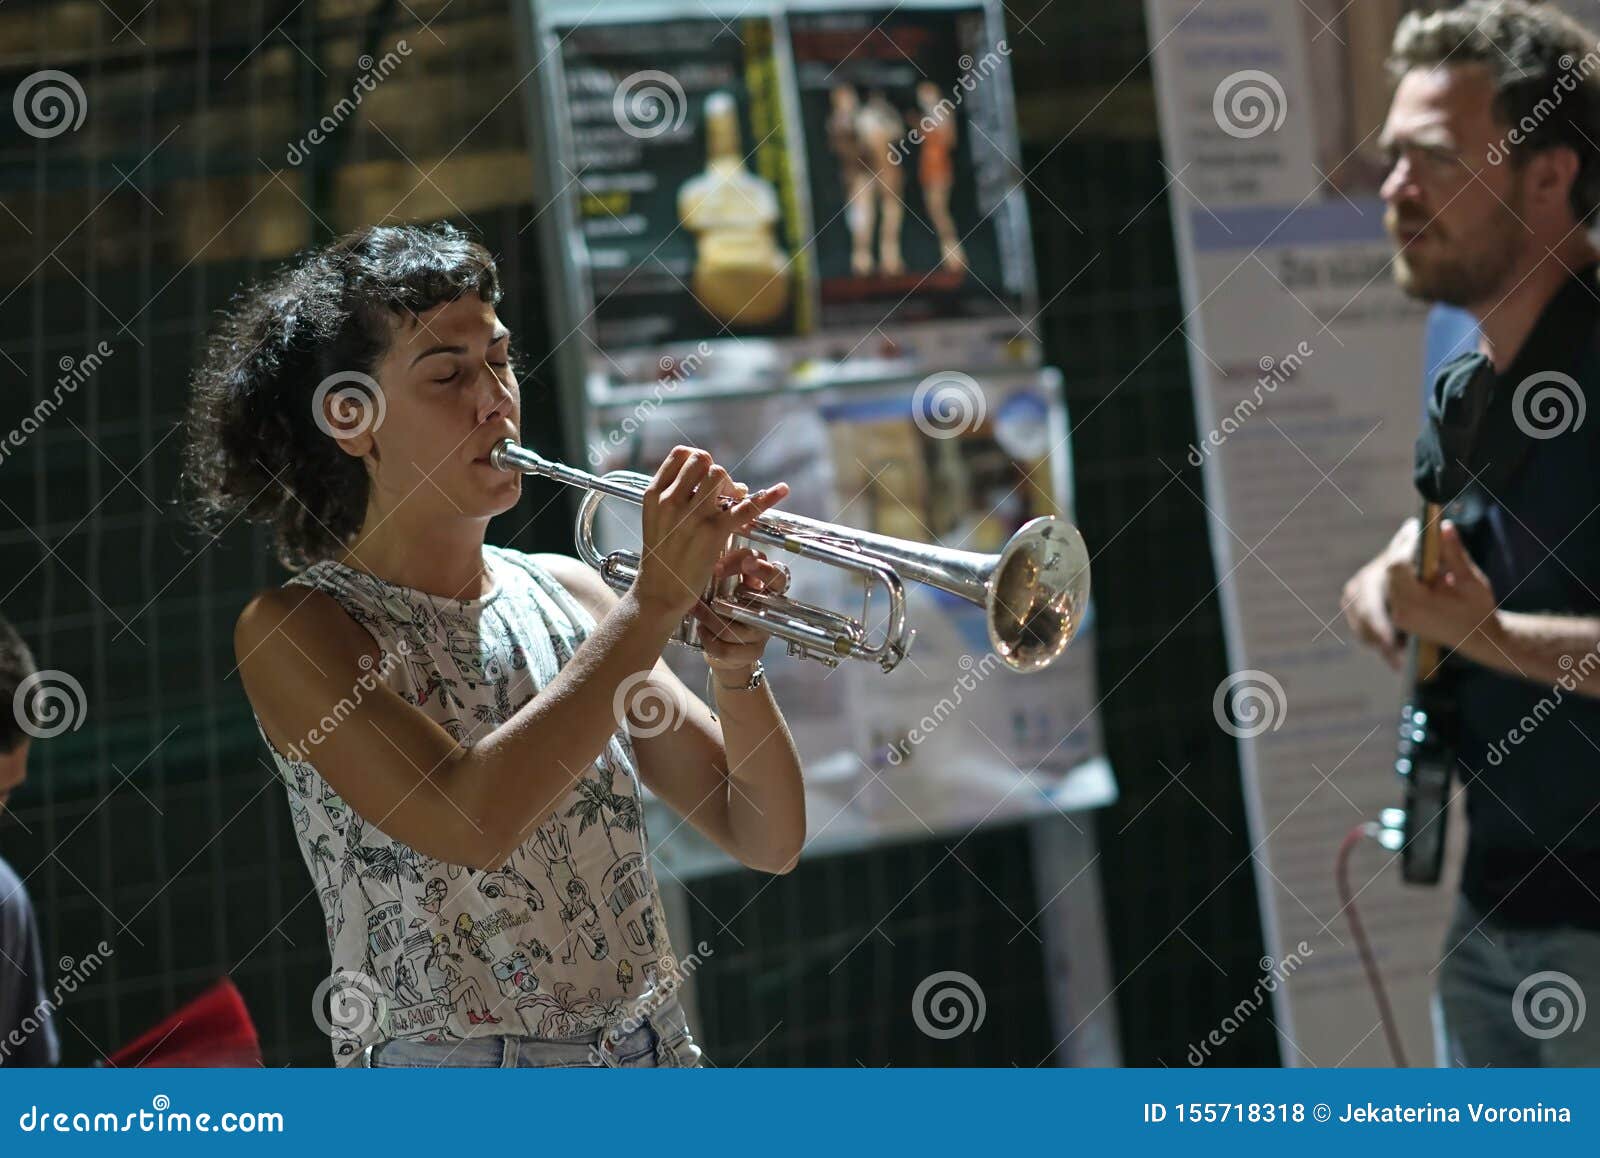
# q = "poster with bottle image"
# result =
<box><xmin>787</xmin><ymin>3</ymin><xmax>1032</xmax><ymax>330</ymax></box>
<box><xmin>552</xmin><ymin>14</ymin><xmax>811</xmax><ymax>351</ymax></box>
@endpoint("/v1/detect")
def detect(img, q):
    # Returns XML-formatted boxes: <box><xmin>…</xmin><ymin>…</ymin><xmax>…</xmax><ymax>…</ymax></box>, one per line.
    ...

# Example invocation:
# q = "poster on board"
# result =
<box><xmin>553</xmin><ymin>13</ymin><xmax>811</xmax><ymax>351</ymax></box>
<box><xmin>786</xmin><ymin>4</ymin><xmax>1030</xmax><ymax>329</ymax></box>
<box><xmin>1146</xmin><ymin>0</ymin><xmax>1456</xmax><ymax>1066</ymax></box>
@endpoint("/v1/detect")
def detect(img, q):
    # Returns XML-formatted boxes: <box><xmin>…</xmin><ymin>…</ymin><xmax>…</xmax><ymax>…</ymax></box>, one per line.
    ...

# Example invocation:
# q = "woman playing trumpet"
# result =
<box><xmin>184</xmin><ymin>222</ymin><xmax>806</xmax><ymax>1067</ymax></box>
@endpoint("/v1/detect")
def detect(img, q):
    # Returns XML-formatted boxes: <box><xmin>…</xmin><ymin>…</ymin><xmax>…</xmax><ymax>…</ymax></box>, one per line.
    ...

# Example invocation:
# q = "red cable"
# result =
<box><xmin>1336</xmin><ymin>822</ymin><xmax>1409</xmax><ymax>1067</ymax></box>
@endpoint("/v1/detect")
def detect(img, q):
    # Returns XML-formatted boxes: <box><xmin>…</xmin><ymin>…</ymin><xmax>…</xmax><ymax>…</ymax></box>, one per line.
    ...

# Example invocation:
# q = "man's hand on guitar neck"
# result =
<box><xmin>1387</xmin><ymin>520</ymin><xmax>1499</xmax><ymax>659</ymax></box>
<box><xmin>1347</xmin><ymin>518</ymin><xmax>1600</xmax><ymax>694</ymax></box>
<box><xmin>1341</xmin><ymin>516</ymin><xmax>1420</xmax><ymax>670</ymax></box>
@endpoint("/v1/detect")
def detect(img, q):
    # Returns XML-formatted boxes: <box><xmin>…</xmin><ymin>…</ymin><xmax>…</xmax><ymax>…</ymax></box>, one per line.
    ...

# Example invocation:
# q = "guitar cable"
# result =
<box><xmin>1337</xmin><ymin>822</ymin><xmax>1411</xmax><ymax>1067</ymax></box>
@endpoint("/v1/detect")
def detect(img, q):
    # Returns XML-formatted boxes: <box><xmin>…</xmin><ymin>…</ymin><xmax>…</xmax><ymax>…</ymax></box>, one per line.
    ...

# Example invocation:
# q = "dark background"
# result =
<box><xmin>0</xmin><ymin>0</ymin><xmax>1271</xmax><ymax>1066</ymax></box>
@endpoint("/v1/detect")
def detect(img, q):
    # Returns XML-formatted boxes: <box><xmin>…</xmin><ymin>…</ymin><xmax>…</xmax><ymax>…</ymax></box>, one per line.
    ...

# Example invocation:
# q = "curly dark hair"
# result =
<box><xmin>1389</xmin><ymin>0</ymin><xmax>1600</xmax><ymax>224</ymax></box>
<box><xmin>0</xmin><ymin>609</ymin><xmax>38</xmax><ymax>755</ymax></box>
<box><xmin>183</xmin><ymin>222</ymin><xmax>503</xmax><ymax>571</ymax></box>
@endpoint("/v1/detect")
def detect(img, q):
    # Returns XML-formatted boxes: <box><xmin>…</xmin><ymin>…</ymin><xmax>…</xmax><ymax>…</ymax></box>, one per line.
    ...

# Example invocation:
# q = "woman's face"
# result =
<box><xmin>336</xmin><ymin>293</ymin><xmax>524</xmax><ymax>523</ymax></box>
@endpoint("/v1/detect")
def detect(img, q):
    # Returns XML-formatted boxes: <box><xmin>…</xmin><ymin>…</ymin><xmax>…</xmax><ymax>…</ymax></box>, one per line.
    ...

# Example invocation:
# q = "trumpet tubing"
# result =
<box><xmin>489</xmin><ymin>439</ymin><xmax>1090</xmax><ymax>673</ymax></box>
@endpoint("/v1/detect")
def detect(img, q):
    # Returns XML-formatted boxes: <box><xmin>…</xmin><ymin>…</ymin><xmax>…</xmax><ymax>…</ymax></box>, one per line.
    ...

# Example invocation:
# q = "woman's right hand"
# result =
<box><xmin>633</xmin><ymin>446</ymin><xmax>789</xmax><ymax>619</ymax></box>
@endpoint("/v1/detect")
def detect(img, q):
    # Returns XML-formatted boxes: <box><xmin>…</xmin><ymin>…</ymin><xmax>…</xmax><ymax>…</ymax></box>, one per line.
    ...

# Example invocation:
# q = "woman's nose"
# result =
<box><xmin>475</xmin><ymin>365</ymin><xmax>514</xmax><ymax>424</ymax></box>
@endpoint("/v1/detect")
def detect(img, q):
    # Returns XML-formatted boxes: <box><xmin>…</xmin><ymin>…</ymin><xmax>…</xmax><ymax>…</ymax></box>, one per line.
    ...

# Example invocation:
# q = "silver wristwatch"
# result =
<box><xmin>718</xmin><ymin>662</ymin><xmax>765</xmax><ymax>692</ymax></box>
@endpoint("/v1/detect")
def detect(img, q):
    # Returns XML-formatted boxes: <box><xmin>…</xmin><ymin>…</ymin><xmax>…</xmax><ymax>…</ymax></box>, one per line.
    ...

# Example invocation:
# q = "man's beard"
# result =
<box><xmin>1388</xmin><ymin>200</ymin><xmax>1523</xmax><ymax>309</ymax></box>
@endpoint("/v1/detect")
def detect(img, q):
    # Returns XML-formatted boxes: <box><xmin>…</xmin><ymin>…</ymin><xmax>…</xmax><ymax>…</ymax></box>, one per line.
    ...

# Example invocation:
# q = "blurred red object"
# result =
<box><xmin>105</xmin><ymin>978</ymin><xmax>261</xmax><ymax>1068</ymax></box>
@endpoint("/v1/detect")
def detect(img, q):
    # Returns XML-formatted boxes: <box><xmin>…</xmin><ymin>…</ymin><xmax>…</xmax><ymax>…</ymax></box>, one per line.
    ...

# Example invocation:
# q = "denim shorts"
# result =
<box><xmin>360</xmin><ymin>988</ymin><xmax>705</xmax><ymax>1069</ymax></box>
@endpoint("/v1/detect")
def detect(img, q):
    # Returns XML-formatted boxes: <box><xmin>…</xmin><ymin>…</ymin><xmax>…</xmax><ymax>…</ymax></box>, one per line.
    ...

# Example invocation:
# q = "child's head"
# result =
<box><xmin>0</xmin><ymin>611</ymin><xmax>36</xmax><ymax>810</ymax></box>
<box><xmin>184</xmin><ymin>221</ymin><xmax>525</xmax><ymax>570</ymax></box>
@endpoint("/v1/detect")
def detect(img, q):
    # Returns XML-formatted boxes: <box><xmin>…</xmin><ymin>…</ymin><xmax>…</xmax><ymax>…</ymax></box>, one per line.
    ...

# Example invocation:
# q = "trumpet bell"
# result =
<box><xmin>985</xmin><ymin>517</ymin><xmax>1091</xmax><ymax>672</ymax></box>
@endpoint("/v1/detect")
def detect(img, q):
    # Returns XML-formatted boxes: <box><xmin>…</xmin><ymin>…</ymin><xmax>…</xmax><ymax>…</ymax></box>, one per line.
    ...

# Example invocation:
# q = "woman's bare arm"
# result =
<box><xmin>236</xmin><ymin>446</ymin><xmax>788</xmax><ymax>871</ymax></box>
<box><xmin>236</xmin><ymin>581</ymin><xmax>684</xmax><ymax>870</ymax></box>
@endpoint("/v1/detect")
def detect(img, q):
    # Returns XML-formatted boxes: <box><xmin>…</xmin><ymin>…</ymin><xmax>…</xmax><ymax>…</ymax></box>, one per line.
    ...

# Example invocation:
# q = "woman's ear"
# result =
<box><xmin>314</xmin><ymin>370</ymin><xmax>386</xmax><ymax>459</ymax></box>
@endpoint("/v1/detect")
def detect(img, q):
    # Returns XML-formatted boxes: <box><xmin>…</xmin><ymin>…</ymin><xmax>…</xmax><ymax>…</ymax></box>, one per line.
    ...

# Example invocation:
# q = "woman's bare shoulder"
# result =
<box><xmin>526</xmin><ymin>552</ymin><xmax>619</xmax><ymax>620</ymax></box>
<box><xmin>234</xmin><ymin>584</ymin><xmax>377</xmax><ymax>674</ymax></box>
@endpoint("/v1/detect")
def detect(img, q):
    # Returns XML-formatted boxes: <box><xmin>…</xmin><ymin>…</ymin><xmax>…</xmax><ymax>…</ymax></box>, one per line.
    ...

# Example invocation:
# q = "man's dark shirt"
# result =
<box><xmin>1445</xmin><ymin>263</ymin><xmax>1600</xmax><ymax>929</ymax></box>
<box><xmin>0</xmin><ymin>853</ymin><xmax>58</xmax><ymax>1065</ymax></box>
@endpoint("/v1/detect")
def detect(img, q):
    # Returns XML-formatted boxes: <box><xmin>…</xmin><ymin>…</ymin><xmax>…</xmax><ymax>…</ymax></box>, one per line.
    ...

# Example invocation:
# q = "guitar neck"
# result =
<box><xmin>1412</xmin><ymin>500</ymin><xmax>1445</xmax><ymax>684</ymax></box>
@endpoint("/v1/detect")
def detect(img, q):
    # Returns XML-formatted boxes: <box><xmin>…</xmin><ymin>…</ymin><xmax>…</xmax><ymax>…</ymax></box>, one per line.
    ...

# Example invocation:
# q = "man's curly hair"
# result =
<box><xmin>183</xmin><ymin>222</ymin><xmax>502</xmax><ymax>571</ymax></box>
<box><xmin>1389</xmin><ymin>0</ymin><xmax>1600</xmax><ymax>224</ymax></box>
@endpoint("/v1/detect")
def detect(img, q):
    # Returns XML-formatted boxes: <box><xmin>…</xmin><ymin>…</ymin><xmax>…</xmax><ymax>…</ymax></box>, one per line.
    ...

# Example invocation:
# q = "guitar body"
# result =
<box><xmin>1383</xmin><ymin>502</ymin><xmax>1459</xmax><ymax>885</ymax></box>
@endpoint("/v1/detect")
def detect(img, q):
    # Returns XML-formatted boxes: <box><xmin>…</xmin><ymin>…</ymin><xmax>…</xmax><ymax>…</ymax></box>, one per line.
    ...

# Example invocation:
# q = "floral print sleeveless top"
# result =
<box><xmin>256</xmin><ymin>545</ymin><xmax>681</xmax><ymax>1066</ymax></box>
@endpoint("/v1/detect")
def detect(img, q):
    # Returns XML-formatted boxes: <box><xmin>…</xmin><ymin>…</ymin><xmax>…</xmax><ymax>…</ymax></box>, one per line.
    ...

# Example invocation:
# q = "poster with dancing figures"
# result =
<box><xmin>787</xmin><ymin>3</ymin><xmax>1032</xmax><ymax>329</ymax></box>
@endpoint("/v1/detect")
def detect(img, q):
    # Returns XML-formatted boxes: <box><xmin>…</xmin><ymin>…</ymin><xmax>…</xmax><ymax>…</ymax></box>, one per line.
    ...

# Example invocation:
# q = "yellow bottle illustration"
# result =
<box><xmin>677</xmin><ymin>91</ymin><xmax>790</xmax><ymax>327</ymax></box>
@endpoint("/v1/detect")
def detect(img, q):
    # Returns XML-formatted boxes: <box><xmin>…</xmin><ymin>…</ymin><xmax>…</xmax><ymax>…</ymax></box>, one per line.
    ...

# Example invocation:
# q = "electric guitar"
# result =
<box><xmin>1380</xmin><ymin>501</ymin><xmax>1457</xmax><ymax>885</ymax></box>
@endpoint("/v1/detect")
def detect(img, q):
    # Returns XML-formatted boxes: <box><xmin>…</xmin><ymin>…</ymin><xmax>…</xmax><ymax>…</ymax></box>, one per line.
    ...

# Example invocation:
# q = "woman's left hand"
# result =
<box><xmin>693</xmin><ymin>544</ymin><xmax>791</xmax><ymax>684</ymax></box>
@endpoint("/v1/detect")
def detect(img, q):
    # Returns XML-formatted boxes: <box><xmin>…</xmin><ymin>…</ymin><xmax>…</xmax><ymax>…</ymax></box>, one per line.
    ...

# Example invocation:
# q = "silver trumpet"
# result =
<box><xmin>489</xmin><ymin>439</ymin><xmax>1090</xmax><ymax>673</ymax></box>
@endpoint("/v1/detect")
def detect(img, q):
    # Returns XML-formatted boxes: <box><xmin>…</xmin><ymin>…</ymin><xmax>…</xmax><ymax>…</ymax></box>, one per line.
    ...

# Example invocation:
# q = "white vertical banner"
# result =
<box><xmin>1145</xmin><ymin>0</ymin><xmax>1458</xmax><ymax>1065</ymax></box>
